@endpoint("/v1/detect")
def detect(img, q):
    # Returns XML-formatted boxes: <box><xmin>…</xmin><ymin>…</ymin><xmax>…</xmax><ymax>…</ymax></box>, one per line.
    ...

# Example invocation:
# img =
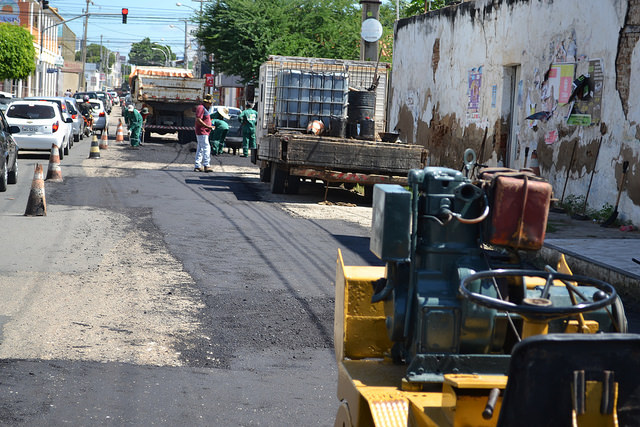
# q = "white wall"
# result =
<box><xmin>390</xmin><ymin>0</ymin><xmax>640</xmax><ymax>225</ymax></box>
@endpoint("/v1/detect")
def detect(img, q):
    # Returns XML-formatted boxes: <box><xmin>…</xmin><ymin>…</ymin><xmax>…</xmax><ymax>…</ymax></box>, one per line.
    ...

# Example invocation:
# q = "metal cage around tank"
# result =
<box><xmin>257</xmin><ymin>56</ymin><xmax>390</xmax><ymax>140</ymax></box>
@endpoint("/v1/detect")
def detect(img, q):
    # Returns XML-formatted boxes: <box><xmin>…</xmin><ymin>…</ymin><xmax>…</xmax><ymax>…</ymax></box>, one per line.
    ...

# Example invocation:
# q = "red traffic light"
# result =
<box><xmin>122</xmin><ymin>8</ymin><xmax>128</xmax><ymax>23</ymax></box>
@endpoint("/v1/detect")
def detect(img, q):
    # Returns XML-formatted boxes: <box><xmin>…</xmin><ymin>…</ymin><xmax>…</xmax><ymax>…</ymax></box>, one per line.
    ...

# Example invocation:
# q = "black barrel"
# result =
<box><xmin>358</xmin><ymin>118</ymin><xmax>375</xmax><ymax>139</ymax></box>
<box><xmin>329</xmin><ymin>116</ymin><xmax>347</xmax><ymax>137</ymax></box>
<box><xmin>347</xmin><ymin>118</ymin><xmax>375</xmax><ymax>140</ymax></box>
<box><xmin>347</xmin><ymin>90</ymin><xmax>375</xmax><ymax>124</ymax></box>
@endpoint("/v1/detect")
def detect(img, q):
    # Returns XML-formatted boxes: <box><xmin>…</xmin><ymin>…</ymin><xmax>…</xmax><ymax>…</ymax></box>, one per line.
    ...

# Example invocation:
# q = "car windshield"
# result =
<box><xmin>89</xmin><ymin>102</ymin><xmax>102</xmax><ymax>111</ymax></box>
<box><xmin>75</xmin><ymin>93</ymin><xmax>97</xmax><ymax>100</ymax></box>
<box><xmin>67</xmin><ymin>102</ymin><xmax>77</xmax><ymax>114</ymax></box>
<box><xmin>7</xmin><ymin>104</ymin><xmax>56</xmax><ymax>119</ymax></box>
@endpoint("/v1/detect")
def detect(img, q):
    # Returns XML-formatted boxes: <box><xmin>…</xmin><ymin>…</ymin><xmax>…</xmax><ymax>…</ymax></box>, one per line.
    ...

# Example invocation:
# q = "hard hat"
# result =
<box><xmin>217</xmin><ymin>107</ymin><xmax>230</xmax><ymax>120</ymax></box>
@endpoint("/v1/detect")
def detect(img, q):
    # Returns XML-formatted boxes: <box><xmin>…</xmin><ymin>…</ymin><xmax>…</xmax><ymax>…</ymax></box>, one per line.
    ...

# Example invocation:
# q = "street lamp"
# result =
<box><xmin>151</xmin><ymin>47</ymin><xmax>168</xmax><ymax>66</ymax></box>
<box><xmin>175</xmin><ymin>2</ymin><xmax>197</xmax><ymax>12</ymax></box>
<box><xmin>169</xmin><ymin>21</ymin><xmax>189</xmax><ymax>70</ymax></box>
<box><xmin>176</xmin><ymin>1</ymin><xmax>205</xmax><ymax>76</ymax></box>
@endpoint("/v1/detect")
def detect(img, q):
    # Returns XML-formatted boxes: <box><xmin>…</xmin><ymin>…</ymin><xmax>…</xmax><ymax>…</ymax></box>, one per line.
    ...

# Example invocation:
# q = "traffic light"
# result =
<box><xmin>122</xmin><ymin>8</ymin><xmax>128</xmax><ymax>24</ymax></box>
<box><xmin>42</xmin><ymin>0</ymin><xmax>49</xmax><ymax>9</ymax></box>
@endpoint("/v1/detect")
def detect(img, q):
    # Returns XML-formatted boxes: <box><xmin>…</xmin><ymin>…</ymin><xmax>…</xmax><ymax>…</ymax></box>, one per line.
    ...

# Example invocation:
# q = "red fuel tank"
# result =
<box><xmin>484</xmin><ymin>173</ymin><xmax>552</xmax><ymax>250</ymax></box>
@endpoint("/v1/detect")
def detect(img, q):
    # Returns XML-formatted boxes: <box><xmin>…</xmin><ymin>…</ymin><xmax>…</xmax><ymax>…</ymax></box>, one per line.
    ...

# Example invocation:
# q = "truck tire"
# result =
<box><xmin>286</xmin><ymin>175</ymin><xmax>300</xmax><ymax>194</ymax></box>
<box><xmin>270</xmin><ymin>165</ymin><xmax>286</xmax><ymax>194</ymax></box>
<box><xmin>178</xmin><ymin>130</ymin><xmax>192</xmax><ymax>144</ymax></box>
<box><xmin>260</xmin><ymin>162</ymin><xmax>272</xmax><ymax>183</ymax></box>
<box><xmin>364</xmin><ymin>185</ymin><xmax>374</xmax><ymax>201</ymax></box>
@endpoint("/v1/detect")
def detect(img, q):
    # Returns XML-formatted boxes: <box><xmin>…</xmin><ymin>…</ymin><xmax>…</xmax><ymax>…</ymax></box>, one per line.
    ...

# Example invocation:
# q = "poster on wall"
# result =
<box><xmin>467</xmin><ymin>67</ymin><xmax>482</xmax><ymax>124</ymax></box>
<box><xmin>547</xmin><ymin>63</ymin><xmax>575</xmax><ymax>105</ymax></box>
<box><xmin>567</xmin><ymin>58</ymin><xmax>603</xmax><ymax>126</ymax></box>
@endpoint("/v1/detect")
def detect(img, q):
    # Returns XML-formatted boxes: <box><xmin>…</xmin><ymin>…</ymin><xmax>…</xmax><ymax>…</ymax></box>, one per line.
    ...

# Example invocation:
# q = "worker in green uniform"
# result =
<box><xmin>238</xmin><ymin>101</ymin><xmax>257</xmax><ymax>157</ymax></box>
<box><xmin>124</xmin><ymin>104</ymin><xmax>143</xmax><ymax>147</ymax></box>
<box><xmin>209</xmin><ymin>106</ymin><xmax>230</xmax><ymax>155</ymax></box>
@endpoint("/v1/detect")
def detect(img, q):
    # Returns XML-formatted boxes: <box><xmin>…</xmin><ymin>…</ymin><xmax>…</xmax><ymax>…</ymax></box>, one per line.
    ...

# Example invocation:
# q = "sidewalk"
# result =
<box><xmin>538</xmin><ymin>211</ymin><xmax>640</xmax><ymax>305</ymax></box>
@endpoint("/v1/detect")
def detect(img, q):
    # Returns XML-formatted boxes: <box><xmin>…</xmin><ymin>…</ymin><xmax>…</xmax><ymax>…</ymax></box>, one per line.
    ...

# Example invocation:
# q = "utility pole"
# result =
<box><xmin>184</xmin><ymin>20</ymin><xmax>188</xmax><ymax>70</ymax></box>
<box><xmin>79</xmin><ymin>0</ymin><xmax>90</xmax><ymax>91</ymax></box>
<box><xmin>359</xmin><ymin>0</ymin><xmax>382</xmax><ymax>62</ymax></box>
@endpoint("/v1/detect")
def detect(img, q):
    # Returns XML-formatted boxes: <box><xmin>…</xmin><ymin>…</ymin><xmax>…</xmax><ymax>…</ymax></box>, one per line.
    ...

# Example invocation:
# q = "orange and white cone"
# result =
<box><xmin>24</xmin><ymin>164</ymin><xmax>47</xmax><ymax>216</ymax></box>
<box><xmin>45</xmin><ymin>143</ymin><xmax>63</xmax><ymax>182</ymax></box>
<box><xmin>530</xmin><ymin>150</ymin><xmax>540</xmax><ymax>176</ymax></box>
<box><xmin>99</xmin><ymin>129</ymin><xmax>109</xmax><ymax>150</ymax></box>
<box><xmin>89</xmin><ymin>134</ymin><xmax>101</xmax><ymax>159</ymax></box>
<box><xmin>115</xmin><ymin>120</ymin><xmax>125</xmax><ymax>144</ymax></box>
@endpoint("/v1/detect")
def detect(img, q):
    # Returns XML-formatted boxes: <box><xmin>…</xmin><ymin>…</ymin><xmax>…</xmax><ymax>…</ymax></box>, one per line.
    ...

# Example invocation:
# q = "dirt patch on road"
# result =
<box><xmin>0</xmin><ymin>210</ymin><xmax>204</xmax><ymax>367</ymax></box>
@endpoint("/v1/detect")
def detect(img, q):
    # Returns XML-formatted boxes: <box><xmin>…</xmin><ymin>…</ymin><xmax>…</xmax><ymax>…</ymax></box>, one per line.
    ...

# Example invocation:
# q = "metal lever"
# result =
<box><xmin>482</xmin><ymin>388</ymin><xmax>500</xmax><ymax>419</ymax></box>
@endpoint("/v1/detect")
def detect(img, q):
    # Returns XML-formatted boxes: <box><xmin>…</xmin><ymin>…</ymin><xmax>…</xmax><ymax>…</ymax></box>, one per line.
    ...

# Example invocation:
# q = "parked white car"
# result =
<box><xmin>5</xmin><ymin>100</ymin><xmax>73</xmax><ymax>159</ymax></box>
<box><xmin>88</xmin><ymin>99</ymin><xmax>108</xmax><ymax>132</ymax></box>
<box><xmin>25</xmin><ymin>96</ymin><xmax>77</xmax><ymax>148</ymax></box>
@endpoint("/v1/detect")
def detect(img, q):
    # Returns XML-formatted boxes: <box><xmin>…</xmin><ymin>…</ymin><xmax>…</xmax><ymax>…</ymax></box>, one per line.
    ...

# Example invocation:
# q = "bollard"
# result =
<box><xmin>24</xmin><ymin>164</ymin><xmax>47</xmax><ymax>216</ymax></box>
<box><xmin>45</xmin><ymin>143</ymin><xmax>63</xmax><ymax>182</ymax></box>
<box><xmin>115</xmin><ymin>120</ymin><xmax>125</xmax><ymax>144</ymax></box>
<box><xmin>89</xmin><ymin>134</ymin><xmax>101</xmax><ymax>159</ymax></box>
<box><xmin>99</xmin><ymin>129</ymin><xmax>109</xmax><ymax>150</ymax></box>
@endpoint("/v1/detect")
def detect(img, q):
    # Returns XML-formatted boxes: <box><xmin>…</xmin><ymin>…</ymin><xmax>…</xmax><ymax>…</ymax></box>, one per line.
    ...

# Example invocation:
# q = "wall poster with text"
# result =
<box><xmin>467</xmin><ymin>67</ymin><xmax>483</xmax><ymax>124</ymax></box>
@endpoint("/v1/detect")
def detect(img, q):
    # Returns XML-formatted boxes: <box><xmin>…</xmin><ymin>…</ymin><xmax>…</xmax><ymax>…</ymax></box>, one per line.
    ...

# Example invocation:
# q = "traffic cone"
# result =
<box><xmin>115</xmin><ymin>120</ymin><xmax>124</xmax><ymax>144</ymax></box>
<box><xmin>24</xmin><ymin>164</ymin><xmax>46</xmax><ymax>216</ymax></box>
<box><xmin>45</xmin><ymin>143</ymin><xmax>63</xmax><ymax>182</ymax></box>
<box><xmin>89</xmin><ymin>134</ymin><xmax>101</xmax><ymax>159</ymax></box>
<box><xmin>530</xmin><ymin>150</ymin><xmax>540</xmax><ymax>176</ymax></box>
<box><xmin>99</xmin><ymin>129</ymin><xmax>109</xmax><ymax>150</ymax></box>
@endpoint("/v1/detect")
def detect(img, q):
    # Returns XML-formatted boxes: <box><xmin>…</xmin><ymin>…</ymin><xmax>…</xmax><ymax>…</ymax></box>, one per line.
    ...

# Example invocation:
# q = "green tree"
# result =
<box><xmin>196</xmin><ymin>0</ymin><xmax>361</xmax><ymax>84</ymax></box>
<box><xmin>0</xmin><ymin>23</ymin><xmax>36</xmax><ymax>81</ymax></box>
<box><xmin>128</xmin><ymin>38</ymin><xmax>175</xmax><ymax>66</ymax></box>
<box><xmin>75</xmin><ymin>44</ymin><xmax>117</xmax><ymax>68</ymax></box>
<box><xmin>404</xmin><ymin>0</ymin><xmax>456</xmax><ymax>16</ymax></box>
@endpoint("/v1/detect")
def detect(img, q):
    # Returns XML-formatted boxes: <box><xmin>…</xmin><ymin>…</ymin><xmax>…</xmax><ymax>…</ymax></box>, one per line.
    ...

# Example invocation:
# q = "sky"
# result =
<box><xmin>50</xmin><ymin>0</ymin><xmax>204</xmax><ymax>60</ymax></box>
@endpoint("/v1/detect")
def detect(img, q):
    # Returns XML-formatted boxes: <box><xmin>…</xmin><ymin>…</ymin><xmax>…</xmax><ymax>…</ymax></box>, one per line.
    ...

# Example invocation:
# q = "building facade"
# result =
<box><xmin>0</xmin><ymin>0</ymin><xmax>70</xmax><ymax>97</ymax></box>
<box><xmin>389</xmin><ymin>0</ymin><xmax>640</xmax><ymax>225</ymax></box>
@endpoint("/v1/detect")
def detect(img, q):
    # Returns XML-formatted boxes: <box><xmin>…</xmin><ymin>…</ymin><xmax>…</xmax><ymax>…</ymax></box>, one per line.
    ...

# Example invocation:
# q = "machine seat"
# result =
<box><xmin>497</xmin><ymin>333</ymin><xmax>640</xmax><ymax>427</ymax></box>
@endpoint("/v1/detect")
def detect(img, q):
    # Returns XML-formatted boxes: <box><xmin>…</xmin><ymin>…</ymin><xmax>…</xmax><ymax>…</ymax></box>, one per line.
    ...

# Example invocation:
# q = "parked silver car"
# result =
<box><xmin>64</xmin><ymin>97</ymin><xmax>85</xmax><ymax>142</ymax></box>
<box><xmin>88</xmin><ymin>99</ymin><xmax>108</xmax><ymax>132</ymax></box>
<box><xmin>95</xmin><ymin>91</ymin><xmax>112</xmax><ymax>114</ymax></box>
<box><xmin>0</xmin><ymin>108</ymin><xmax>19</xmax><ymax>191</ymax></box>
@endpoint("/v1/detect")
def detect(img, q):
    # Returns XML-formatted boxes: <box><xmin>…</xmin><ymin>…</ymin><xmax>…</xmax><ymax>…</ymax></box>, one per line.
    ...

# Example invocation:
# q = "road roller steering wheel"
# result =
<box><xmin>459</xmin><ymin>269</ymin><xmax>617</xmax><ymax>321</ymax></box>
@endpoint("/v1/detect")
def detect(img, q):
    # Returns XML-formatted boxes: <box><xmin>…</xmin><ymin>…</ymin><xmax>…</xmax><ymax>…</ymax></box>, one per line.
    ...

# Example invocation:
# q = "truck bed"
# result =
<box><xmin>259</xmin><ymin>133</ymin><xmax>426</xmax><ymax>175</ymax></box>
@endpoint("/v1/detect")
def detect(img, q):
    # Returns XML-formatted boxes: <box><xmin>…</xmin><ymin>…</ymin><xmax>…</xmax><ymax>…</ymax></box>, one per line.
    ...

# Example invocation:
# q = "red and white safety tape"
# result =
<box><xmin>145</xmin><ymin>125</ymin><xmax>192</xmax><ymax>130</ymax></box>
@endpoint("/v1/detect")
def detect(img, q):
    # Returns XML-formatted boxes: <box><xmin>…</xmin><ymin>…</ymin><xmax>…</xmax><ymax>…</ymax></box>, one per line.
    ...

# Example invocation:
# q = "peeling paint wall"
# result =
<box><xmin>390</xmin><ymin>0</ymin><xmax>640</xmax><ymax>225</ymax></box>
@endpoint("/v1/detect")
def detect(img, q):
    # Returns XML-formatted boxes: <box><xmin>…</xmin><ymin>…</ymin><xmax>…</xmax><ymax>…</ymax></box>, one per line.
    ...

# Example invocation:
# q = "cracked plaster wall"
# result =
<box><xmin>389</xmin><ymin>0</ymin><xmax>640</xmax><ymax>225</ymax></box>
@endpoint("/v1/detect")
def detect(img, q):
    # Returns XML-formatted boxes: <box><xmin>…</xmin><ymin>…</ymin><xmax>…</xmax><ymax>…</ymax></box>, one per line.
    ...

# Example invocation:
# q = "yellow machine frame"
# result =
<box><xmin>334</xmin><ymin>250</ymin><xmax>618</xmax><ymax>427</ymax></box>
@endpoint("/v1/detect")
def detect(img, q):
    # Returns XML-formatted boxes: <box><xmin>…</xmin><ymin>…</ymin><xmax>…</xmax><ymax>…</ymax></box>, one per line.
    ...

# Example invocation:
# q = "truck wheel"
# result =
<box><xmin>178</xmin><ymin>131</ymin><xmax>191</xmax><ymax>144</ymax></box>
<box><xmin>270</xmin><ymin>166</ymin><xmax>286</xmax><ymax>194</ymax></box>
<box><xmin>286</xmin><ymin>175</ymin><xmax>300</xmax><ymax>194</ymax></box>
<box><xmin>260</xmin><ymin>162</ymin><xmax>272</xmax><ymax>183</ymax></box>
<box><xmin>334</xmin><ymin>402</ymin><xmax>354</xmax><ymax>427</ymax></box>
<box><xmin>363</xmin><ymin>185</ymin><xmax>374</xmax><ymax>201</ymax></box>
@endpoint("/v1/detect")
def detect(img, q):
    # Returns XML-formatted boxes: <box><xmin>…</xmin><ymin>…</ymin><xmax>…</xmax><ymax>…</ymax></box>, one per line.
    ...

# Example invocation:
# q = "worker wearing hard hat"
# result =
<box><xmin>238</xmin><ymin>101</ymin><xmax>257</xmax><ymax>158</ymax></box>
<box><xmin>209</xmin><ymin>106</ymin><xmax>230</xmax><ymax>155</ymax></box>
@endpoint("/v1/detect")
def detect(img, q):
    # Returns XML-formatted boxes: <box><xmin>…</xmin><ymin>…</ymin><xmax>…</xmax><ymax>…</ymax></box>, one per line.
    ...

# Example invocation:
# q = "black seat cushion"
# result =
<box><xmin>498</xmin><ymin>333</ymin><xmax>640</xmax><ymax>427</ymax></box>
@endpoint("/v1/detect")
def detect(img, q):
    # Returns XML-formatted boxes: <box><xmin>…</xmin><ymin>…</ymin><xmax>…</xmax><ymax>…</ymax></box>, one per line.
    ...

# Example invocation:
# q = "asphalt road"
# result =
<box><xmin>0</xmin><ymin>111</ymin><xmax>381</xmax><ymax>425</ymax></box>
